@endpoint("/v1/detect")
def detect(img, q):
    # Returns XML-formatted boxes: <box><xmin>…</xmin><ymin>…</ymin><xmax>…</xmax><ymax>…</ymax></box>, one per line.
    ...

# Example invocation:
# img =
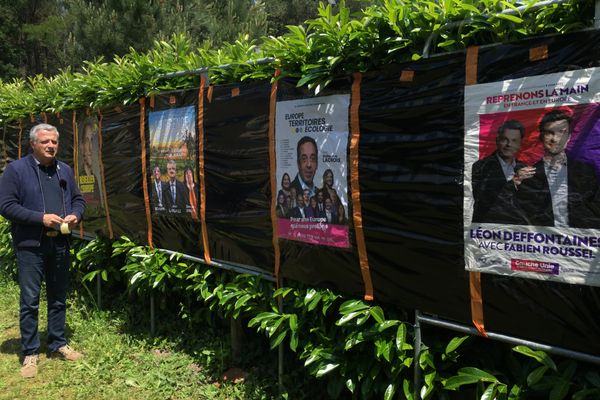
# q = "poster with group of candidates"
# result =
<box><xmin>464</xmin><ymin>67</ymin><xmax>600</xmax><ymax>286</ymax></box>
<box><xmin>148</xmin><ymin>106</ymin><xmax>199</xmax><ymax>220</ymax></box>
<box><xmin>275</xmin><ymin>94</ymin><xmax>351</xmax><ymax>248</ymax></box>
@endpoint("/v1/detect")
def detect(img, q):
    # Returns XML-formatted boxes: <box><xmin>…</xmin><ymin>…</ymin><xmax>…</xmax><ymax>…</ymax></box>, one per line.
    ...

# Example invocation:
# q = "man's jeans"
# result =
<box><xmin>16</xmin><ymin>237</ymin><xmax>70</xmax><ymax>355</ymax></box>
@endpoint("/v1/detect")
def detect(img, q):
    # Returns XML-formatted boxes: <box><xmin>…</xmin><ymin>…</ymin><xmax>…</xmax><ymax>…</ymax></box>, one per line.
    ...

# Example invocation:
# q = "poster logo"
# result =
<box><xmin>511</xmin><ymin>259</ymin><xmax>559</xmax><ymax>275</ymax></box>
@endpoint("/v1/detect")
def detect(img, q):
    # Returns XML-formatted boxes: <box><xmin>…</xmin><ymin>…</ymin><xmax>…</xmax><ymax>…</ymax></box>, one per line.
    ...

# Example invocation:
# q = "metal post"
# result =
<box><xmin>417</xmin><ymin>313</ymin><xmax>600</xmax><ymax>366</ymax></box>
<box><xmin>277</xmin><ymin>279</ymin><xmax>285</xmax><ymax>397</ymax></box>
<box><xmin>150</xmin><ymin>293</ymin><xmax>155</xmax><ymax>336</ymax></box>
<box><xmin>595</xmin><ymin>0</ymin><xmax>600</xmax><ymax>29</ymax></box>
<box><xmin>413</xmin><ymin>310</ymin><xmax>422</xmax><ymax>400</ymax></box>
<box><xmin>96</xmin><ymin>273</ymin><xmax>102</xmax><ymax>309</ymax></box>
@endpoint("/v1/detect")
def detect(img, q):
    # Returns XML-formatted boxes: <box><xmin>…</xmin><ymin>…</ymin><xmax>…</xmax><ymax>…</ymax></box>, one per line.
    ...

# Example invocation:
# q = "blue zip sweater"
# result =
<box><xmin>0</xmin><ymin>154</ymin><xmax>86</xmax><ymax>247</ymax></box>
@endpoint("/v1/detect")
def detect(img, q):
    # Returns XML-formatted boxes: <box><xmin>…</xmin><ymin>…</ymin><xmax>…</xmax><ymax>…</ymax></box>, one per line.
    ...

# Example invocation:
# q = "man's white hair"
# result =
<box><xmin>30</xmin><ymin>123</ymin><xmax>60</xmax><ymax>142</ymax></box>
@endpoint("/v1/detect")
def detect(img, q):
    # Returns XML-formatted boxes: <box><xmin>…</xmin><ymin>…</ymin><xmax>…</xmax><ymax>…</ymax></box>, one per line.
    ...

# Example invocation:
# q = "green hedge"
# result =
<box><xmin>0</xmin><ymin>0</ymin><xmax>595</xmax><ymax>122</ymax></box>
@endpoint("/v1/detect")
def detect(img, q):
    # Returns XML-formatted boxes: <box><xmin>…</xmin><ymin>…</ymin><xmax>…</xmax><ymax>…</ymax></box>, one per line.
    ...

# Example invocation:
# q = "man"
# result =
<box><xmin>291</xmin><ymin>136</ymin><xmax>318</xmax><ymax>198</ymax></box>
<box><xmin>515</xmin><ymin>110</ymin><xmax>600</xmax><ymax>228</ymax></box>
<box><xmin>316</xmin><ymin>189</ymin><xmax>326</xmax><ymax>217</ymax></box>
<box><xmin>290</xmin><ymin>193</ymin><xmax>306</xmax><ymax>219</ymax></box>
<box><xmin>324</xmin><ymin>197</ymin><xmax>338</xmax><ymax>224</ymax></box>
<box><xmin>471</xmin><ymin>120</ymin><xmax>528</xmax><ymax>224</ymax></box>
<box><xmin>0</xmin><ymin>123</ymin><xmax>85</xmax><ymax>378</ymax></box>
<box><xmin>151</xmin><ymin>165</ymin><xmax>167</xmax><ymax>211</ymax></box>
<box><xmin>163</xmin><ymin>159</ymin><xmax>189</xmax><ymax>212</ymax></box>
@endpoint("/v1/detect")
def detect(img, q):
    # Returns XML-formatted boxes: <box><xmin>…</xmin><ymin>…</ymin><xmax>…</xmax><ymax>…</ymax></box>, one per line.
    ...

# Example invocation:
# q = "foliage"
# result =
<box><xmin>112</xmin><ymin>236</ymin><xmax>195</xmax><ymax>295</ymax></box>
<box><xmin>0</xmin><ymin>0</ymin><xmax>595</xmax><ymax>121</ymax></box>
<box><xmin>1</xmin><ymin>224</ymin><xmax>600</xmax><ymax>397</ymax></box>
<box><xmin>442</xmin><ymin>344</ymin><xmax>600</xmax><ymax>399</ymax></box>
<box><xmin>0</xmin><ymin>277</ymin><xmax>277</xmax><ymax>399</ymax></box>
<box><xmin>0</xmin><ymin>216</ymin><xmax>16</xmax><ymax>278</ymax></box>
<box><xmin>74</xmin><ymin>236</ymin><xmax>123</xmax><ymax>284</ymax></box>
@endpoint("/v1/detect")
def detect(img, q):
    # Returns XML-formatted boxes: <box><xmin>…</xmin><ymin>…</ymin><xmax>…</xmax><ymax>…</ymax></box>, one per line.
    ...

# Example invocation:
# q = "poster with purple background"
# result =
<box><xmin>464</xmin><ymin>67</ymin><xmax>600</xmax><ymax>286</ymax></box>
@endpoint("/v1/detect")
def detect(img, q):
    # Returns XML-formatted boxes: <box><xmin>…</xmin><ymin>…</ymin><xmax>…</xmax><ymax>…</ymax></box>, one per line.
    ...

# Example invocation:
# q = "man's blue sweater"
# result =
<box><xmin>0</xmin><ymin>154</ymin><xmax>86</xmax><ymax>247</ymax></box>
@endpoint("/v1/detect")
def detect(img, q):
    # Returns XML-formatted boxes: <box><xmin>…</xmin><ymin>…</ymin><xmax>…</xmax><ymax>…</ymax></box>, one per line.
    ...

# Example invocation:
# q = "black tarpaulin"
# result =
<box><xmin>100</xmin><ymin>104</ymin><xmax>146</xmax><ymax>242</ymax></box>
<box><xmin>202</xmin><ymin>81</ymin><xmax>274</xmax><ymax>271</ymax></box>
<box><xmin>358</xmin><ymin>54</ymin><xmax>470</xmax><ymax>322</ymax></box>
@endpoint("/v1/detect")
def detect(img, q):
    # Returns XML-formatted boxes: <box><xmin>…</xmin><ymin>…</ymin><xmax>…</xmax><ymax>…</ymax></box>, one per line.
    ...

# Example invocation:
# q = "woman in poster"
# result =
<box><xmin>305</xmin><ymin>196</ymin><xmax>319</xmax><ymax>219</ymax></box>
<box><xmin>322</xmin><ymin>169</ymin><xmax>339</xmax><ymax>202</ymax></box>
<box><xmin>330</xmin><ymin>191</ymin><xmax>346</xmax><ymax>224</ymax></box>
<box><xmin>279</xmin><ymin>173</ymin><xmax>292</xmax><ymax>201</ymax></box>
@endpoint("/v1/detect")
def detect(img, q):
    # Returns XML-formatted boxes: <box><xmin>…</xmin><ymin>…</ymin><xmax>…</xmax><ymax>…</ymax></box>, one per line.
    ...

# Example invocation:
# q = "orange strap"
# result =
<box><xmin>188</xmin><ymin>188</ymin><xmax>198</xmax><ymax>221</ymax></box>
<box><xmin>18</xmin><ymin>120</ymin><xmax>23</xmax><ymax>159</ymax></box>
<box><xmin>231</xmin><ymin>87</ymin><xmax>240</xmax><ymax>97</ymax></box>
<box><xmin>198</xmin><ymin>76</ymin><xmax>212</xmax><ymax>264</ymax></box>
<box><xmin>71</xmin><ymin>111</ymin><xmax>84</xmax><ymax>239</ymax></box>
<box><xmin>529</xmin><ymin>45</ymin><xmax>548</xmax><ymax>62</ymax></box>
<box><xmin>465</xmin><ymin>45</ymin><xmax>487</xmax><ymax>336</ymax></box>
<box><xmin>469</xmin><ymin>271</ymin><xmax>487</xmax><ymax>337</ymax></box>
<box><xmin>139</xmin><ymin>97</ymin><xmax>153</xmax><ymax>247</ymax></box>
<box><xmin>72</xmin><ymin>111</ymin><xmax>78</xmax><ymax>177</ymax></box>
<box><xmin>350</xmin><ymin>73</ymin><xmax>374</xmax><ymax>301</ymax></box>
<box><xmin>207</xmin><ymin>85</ymin><xmax>214</xmax><ymax>103</ymax></box>
<box><xmin>465</xmin><ymin>46</ymin><xmax>479</xmax><ymax>86</ymax></box>
<box><xmin>1</xmin><ymin>123</ymin><xmax>7</xmax><ymax>165</ymax></box>
<box><xmin>97</xmin><ymin>111</ymin><xmax>114</xmax><ymax>239</ymax></box>
<box><xmin>269</xmin><ymin>70</ymin><xmax>282</xmax><ymax>287</ymax></box>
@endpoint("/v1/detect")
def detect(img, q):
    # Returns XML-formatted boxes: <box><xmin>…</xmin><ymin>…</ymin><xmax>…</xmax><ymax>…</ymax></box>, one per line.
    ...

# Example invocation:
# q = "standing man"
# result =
<box><xmin>164</xmin><ymin>159</ymin><xmax>189</xmax><ymax>212</ymax></box>
<box><xmin>0</xmin><ymin>123</ymin><xmax>85</xmax><ymax>378</ymax></box>
<box><xmin>291</xmin><ymin>136</ymin><xmax>318</xmax><ymax>198</ymax></box>
<box><xmin>515</xmin><ymin>110</ymin><xmax>600</xmax><ymax>228</ymax></box>
<box><xmin>151</xmin><ymin>165</ymin><xmax>167</xmax><ymax>211</ymax></box>
<box><xmin>471</xmin><ymin>120</ymin><xmax>528</xmax><ymax>224</ymax></box>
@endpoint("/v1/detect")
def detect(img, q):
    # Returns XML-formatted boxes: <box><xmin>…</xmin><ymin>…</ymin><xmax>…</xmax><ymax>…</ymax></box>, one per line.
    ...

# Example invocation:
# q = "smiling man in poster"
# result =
<box><xmin>291</xmin><ymin>136</ymin><xmax>319</xmax><ymax>198</ymax></box>
<box><xmin>513</xmin><ymin>109</ymin><xmax>600</xmax><ymax>228</ymax></box>
<box><xmin>471</xmin><ymin>119</ymin><xmax>528</xmax><ymax>224</ymax></box>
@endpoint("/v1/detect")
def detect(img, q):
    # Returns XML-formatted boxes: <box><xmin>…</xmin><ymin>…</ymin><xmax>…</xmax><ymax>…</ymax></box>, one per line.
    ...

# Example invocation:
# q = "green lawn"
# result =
<box><xmin>0</xmin><ymin>278</ymin><xmax>277</xmax><ymax>400</ymax></box>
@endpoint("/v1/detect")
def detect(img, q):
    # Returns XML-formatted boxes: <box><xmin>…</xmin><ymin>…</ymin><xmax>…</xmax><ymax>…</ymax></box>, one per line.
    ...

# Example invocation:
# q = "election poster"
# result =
<box><xmin>464</xmin><ymin>67</ymin><xmax>600</xmax><ymax>285</ymax></box>
<box><xmin>275</xmin><ymin>94</ymin><xmax>351</xmax><ymax>248</ymax></box>
<box><xmin>148</xmin><ymin>106</ymin><xmax>199</xmax><ymax>219</ymax></box>
<box><xmin>77</xmin><ymin>115</ymin><xmax>105</xmax><ymax>218</ymax></box>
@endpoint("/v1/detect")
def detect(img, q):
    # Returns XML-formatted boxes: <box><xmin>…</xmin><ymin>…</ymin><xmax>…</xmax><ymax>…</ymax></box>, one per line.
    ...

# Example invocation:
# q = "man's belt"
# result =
<box><xmin>45</xmin><ymin>230</ymin><xmax>60</xmax><ymax>237</ymax></box>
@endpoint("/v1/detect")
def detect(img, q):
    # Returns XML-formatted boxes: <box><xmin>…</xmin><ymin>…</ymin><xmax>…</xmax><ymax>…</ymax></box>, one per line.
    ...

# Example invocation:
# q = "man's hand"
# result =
<box><xmin>43</xmin><ymin>213</ymin><xmax>64</xmax><ymax>228</ymax></box>
<box><xmin>63</xmin><ymin>214</ymin><xmax>79</xmax><ymax>227</ymax></box>
<box><xmin>513</xmin><ymin>166</ymin><xmax>536</xmax><ymax>187</ymax></box>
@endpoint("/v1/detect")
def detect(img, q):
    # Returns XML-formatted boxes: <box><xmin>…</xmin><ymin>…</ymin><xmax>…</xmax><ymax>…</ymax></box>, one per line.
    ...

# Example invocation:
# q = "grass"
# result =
<box><xmin>0</xmin><ymin>277</ymin><xmax>278</xmax><ymax>400</ymax></box>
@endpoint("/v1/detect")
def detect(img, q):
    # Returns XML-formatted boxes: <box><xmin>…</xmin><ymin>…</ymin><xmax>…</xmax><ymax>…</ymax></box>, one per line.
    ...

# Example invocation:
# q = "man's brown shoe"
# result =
<box><xmin>50</xmin><ymin>345</ymin><xmax>82</xmax><ymax>361</ymax></box>
<box><xmin>21</xmin><ymin>354</ymin><xmax>38</xmax><ymax>378</ymax></box>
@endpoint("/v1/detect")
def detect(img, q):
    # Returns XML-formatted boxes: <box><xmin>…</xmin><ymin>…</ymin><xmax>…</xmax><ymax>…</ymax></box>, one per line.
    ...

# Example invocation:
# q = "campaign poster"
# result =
<box><xmin>464</xmin><ymin>67</ymin><xmax>600</xmax><ymax>285</ymax></box>
<box><xmin>148</xmin><ymin>106</ymin><xmax>199</xmax><ymax>219</ymax></box>
<box><xmin>77</xmin><ymin>116</ymin><xmax>105</xmax><ymax>218</ymax></box>
<box><xmin>275</xmin><ymin>94</ymin><xmax>351</xmax><ymax>248</ymax></box>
